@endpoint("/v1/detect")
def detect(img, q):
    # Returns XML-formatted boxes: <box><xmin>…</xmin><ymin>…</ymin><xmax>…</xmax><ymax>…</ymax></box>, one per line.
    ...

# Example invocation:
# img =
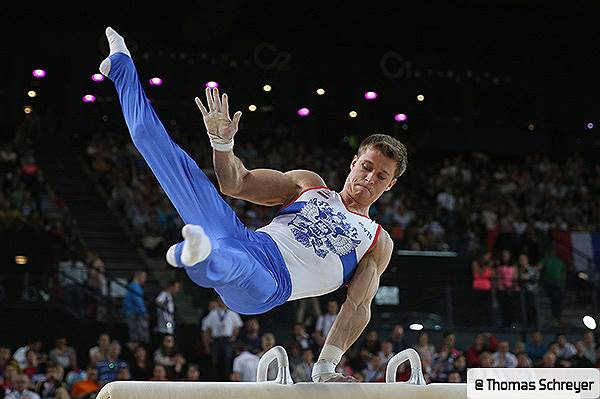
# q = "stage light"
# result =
<box><xmin>316</xmin><ymin>88</ymin><xmax>325</xmax><ymax>95</ymax></box>
<box><xmin>23</xmin><ymin>106</ymin><xmax>32</xmax><ymax>114</ymax></box>
<box><xmin>15</xmin><ymin>255</ymin><xmax>28</xmax><ymax>265</ymax></box>
<box><xmin>528</xmin><ymin>123</ymin><xmax>535</xmax><ymax>131</ymax></box>
<box><xmin>82</xmin><ymin>94</ymin><xmax>96</xmax><ymax>103</ymax></box>
<box><xmin>297</xmin><ymin>107</ymin><xmax>310</xmax><ymax>117</ymax></box>
<box><xmin>349</xmin><ymin>111</ymin><xmax>358</xmax><ymax>118</ymax></box>
<box><xmin>262</xmin><ymin>84</ymin><xmax>272</xmax><ymax>92</ymax></box>
<box><xmin>32</xmin><ymin>69</ymin><xmax>46</xmax><ymax>78</ymax></box>
<box><xmin>586</xmin><ymin>122</ymin><xmax>594</xmax><ymax>130</ymax></box>
<box><xmin>364</xmin><ymin>91</ymin><xmax>378</xmax><ymax>100</ymax></box>
<box><xmin>248</xmin><ymin>104</ymin><xmax>257</xmax><ymax>112</ymax></box>
<box><xmin>91</xmin><ymin>73</ymin><xmax>105</xmax><ymax>82</ymax></box>
<box><xmin>394</xmin><ymin>113</ymin><xmax>408</xmax><ymax>122</ymax></box>
<box><xmin>417</xmin><ymin>94</ymin><xmax>425</xmax><ymax>102</ymax></box>
<box><xmin>149</xmin><ymin>77</ymin><xmax>163</xmax><ymax>86</ymax></box>
<box><xmin>206</xmin><ymin>81</ymin><xmax>219</xmax><ymax>89</ymax></box>
<box><xmin>583</xmin><ymin>316</ymin><xmax>597</xmax><ymax>330</ymax></box>
<box><xmin>27</xmin><ymin>90</ymin><xmax>37</xmax><ymax>98</ymax></box>
<box><xmin>409</xmin><ymin>323</ymin><xmax>424</xmax><ymax>331</ymax></box>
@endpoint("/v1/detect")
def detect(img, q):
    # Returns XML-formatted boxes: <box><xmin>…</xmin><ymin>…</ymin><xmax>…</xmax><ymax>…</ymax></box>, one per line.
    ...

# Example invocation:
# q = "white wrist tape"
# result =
<box><xmin>208</xmin><ymin>134</ymin><xmax>234</xmax><ymax>152</ymax></box>
<box><xmin>318</xmin><ymin>344</ymin><xmax>344</xmax><ymax>365</ymax></box>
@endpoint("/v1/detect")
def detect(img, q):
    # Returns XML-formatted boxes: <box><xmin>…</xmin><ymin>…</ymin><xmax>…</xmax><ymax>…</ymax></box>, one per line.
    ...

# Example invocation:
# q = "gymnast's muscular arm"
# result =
<box><xmin>213</xmin><ymin>151</ymin><xmax>325</xmax><ymax>206</ymax></box>
<box><xmin>195</xmin><ymin>87</ymin><xmax>325</xmax><ymax>206</ymax></box>
<box><xmin>312</xmin><ymin>229</ymin><xmax>394</xmax><ymax>382</ymax></box>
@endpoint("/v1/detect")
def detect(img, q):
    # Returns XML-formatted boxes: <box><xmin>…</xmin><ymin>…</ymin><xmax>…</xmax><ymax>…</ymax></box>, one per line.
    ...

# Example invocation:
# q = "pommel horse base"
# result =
<box><xmin>98</xmin><ymin>347</ymin><xmax>467</xmax><ymax>399</ymax></box>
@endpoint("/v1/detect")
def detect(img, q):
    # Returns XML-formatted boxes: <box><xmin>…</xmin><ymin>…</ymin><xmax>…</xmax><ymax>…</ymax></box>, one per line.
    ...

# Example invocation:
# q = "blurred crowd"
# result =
<box><xmin>0</xmin><ymin>125</ymin><xmax>72</xmax><ymax>247</ymax></box>
<box><xmin>84</xmin><ymin>127</ymin><xmax>599</xmax><ymax>259</ymax></box>
<box><xmin>2</xmin><ymin>294</ymin><xmax>600</xmax><ymax>399</ymax></box>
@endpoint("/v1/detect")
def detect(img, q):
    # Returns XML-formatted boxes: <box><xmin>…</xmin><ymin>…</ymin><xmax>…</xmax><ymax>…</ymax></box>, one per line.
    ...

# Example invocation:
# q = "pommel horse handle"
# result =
<box><xmin>385</xmin><ymin>348</ymin><xmax>426</xmax><ymax>385</ymax></box>
<box><xmin>256</xmin><ymin>345</ymin><xmax>294</xmax><ymax>384</ymax></box>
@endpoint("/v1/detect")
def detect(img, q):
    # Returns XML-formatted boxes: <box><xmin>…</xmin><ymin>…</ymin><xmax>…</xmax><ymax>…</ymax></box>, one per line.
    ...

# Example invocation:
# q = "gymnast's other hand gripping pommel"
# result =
<box><xmin>195</xmin><ymin>87</ymin><xmax>242</xmax><ymax>152</ymax></box>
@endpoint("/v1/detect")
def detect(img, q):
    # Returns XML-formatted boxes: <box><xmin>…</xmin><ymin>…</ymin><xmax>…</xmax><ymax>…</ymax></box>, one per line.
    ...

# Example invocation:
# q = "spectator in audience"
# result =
<box><xmin>378</xmin><ymin>341</ymin><xmax>395</xmax><ymax>366</ymax></box>
<box><xmin>292</xmin><ymin>324</ymin><xmax>312</xmax><ymax>351</ymax></box>
<box><xmin>389</xmin><ymin>325</ymin><xmax>407</xmax><ymax>353</ymax></box>
<box><xmin>292</xmin><ymin>349</ymin><xmax>314</xmax><ymax>383</ymax></box>
<box><xmin>447</xmin><ymin>370</ymin><xmax>462</xmax><ymax>383</ymax></box>
<box><xmin>13</xmin><ymin>340</ymin><xmax>42</xmax><ymax>370</ymax></box>
<box><xmin>149</xmin><ymin>365</ymin><xmax>168</xmax><ymax>381</ymax></box>
<box><xmin>570</xmin><ymin>341</ymin><xmax>594</xmax><ymax>368</ymax></box>
<box><xmin>581</xmin><ymin>331</ymin><xmax>596</xmax><ymax>363</ymax></box>
<box><xmin>6</xmin><ymin>374</ymin><xmax>40</xmax><ymax>399</ymax></box>
<box><xmin>22</xmin><ymin>350</ymin><xmax>43</xmax><ymax>380</ymax></box>
<box><xmin>314</xmin><ymin>300</ymin><xmax>339</xmax><ymax>339</ymax></box>
<box><xmin>516</xmin><ymin>353</ymin><xmax>532</xmax><ymax>368</ymax></box>
<box><xmin>2</xmin><ymin>365</ymin><xmax>19</xmax><ymax>392</ymax></box>
<box><xmin>154</xmin><ymin>281</ymin><xmax>181</xmax><ymax>337</ymax></box>
<box><xmin>184</xmin><ymin>364</ymin><xmax>201</xmax><ymax>381</ymax></box>
<box><xmin>48</xmin><ymin>338</ymin><xmax>76</xmax><ymax>371</ymax></box>
<box><xmin>70</xmin><ymin>366</ymin><xmax>100</xmax><ymax>399</ymax></box>
<box><xmin>201</xmin><ymin>297</ymin><xmax>243</xmax><ymax>381</ymax></box>
<box><xmin>88</xmin><ymin>334</ymin><xmax>110</xmax><ymax>364</ymax></box>
<box><xmin>479</xmin><ymin>351</ymin><xmax>493</xmax><ymax>368</ymax></box>
<box><xmin>542</xmin><ymin>352</ymin><xmax>557</xmax><ymax>368</ymax></box>
<box><xmin>491</xmin><ymin>341</ymin><xmax>517</xmax><ymax>368</ymax></box>
<box><xmin>525</xmin><ymin>331</ymin><xmax>546</xmax><ymax>365</ymax></box>
<box><xmin>496</xmin><ymin>250</ymin><xmax>519</xmax><ymax>327</ymax></box>
<box><xmin>361</xmin><ymin>331</ymin><xmax>381</xmax><ymax>357</ymax></box>
<box><xmin>443</xmin><ymin>333</ymin><xmax>461</xmax><ymax>358</ymax></box>
<box><xmin>116</xmin><ymin>366</ymin><xmax>131</xmax><ymax>381</ymax></box>
<box><xmin>452</xmin><ymin>355</ymin><xmax>467</xmax><ymax>382</ymax></box>
<box><xmin>539</xmin><ymin>249</ymin><xmax>566</xmax><ymax>326</ymax></box>
<box><xmin>123</xmin><ymin>271</ymin><xmax>150</xmax><ymax>344</ymax></box>
<box><xmin>230</xmin><ymin>343</ymin><xmax>259</xmax><ymax>382</ymax></box>
<box><xmin>556</xmin><ymin>334</ymin><xmax>576</xmax><ymax>360</ymax></box>
<box><xmin>431</xmin><ymin>344</ymin><xmax>455</xmax><ymax>382</ymax></box>
<box><xmin>295</xmin><ymin>298</ymin><xmax>322</xmax><ymax>328</ymax></box>
<box><xmin>0</xmin><ymin>347</ymin><xmax>14</xmax><ymax>377</ymax></box>
<box><xmin>96</xmin><ymin>341</ymin><xmax>127</xmax><ymax>384</ymax></box>
<box><xmin>240</xmin><ymin>319</ymin><xmax>262</xmax><ymax>355</ymax></box>
<box><xmin>362</xmin><ymin>354</ymin><xmax>385</xmax><ymax>383</ymax></box>
<box><xmin>466</xmin><ymin>332</ymin><xmax>498</xmax><ymax>368</ymax></box>
<box><xmin>471</xmin><ymin>254</ymin><xmax>494</xmax><ymax>326</ymax></box>
<box><xmin>413</xmin><ymin>332</ymin><xmax>435</xmax><ymax>374</ymax></box>
<box><xmin>153</xmin><ymin>335</ymin><xmax>186</xmax><ymax>380</ymax></box>
<box><xmin>85</xmin><ymin>257</ymin><xmax>107</xmax><ymax>322</ymax></box>
<box><xmin>518</xmin><ymin>254</ymin><xmax>540</xmax><ymax>328</ymax></box>
<box><xmin>35</xmin><ymin>363</ymin><xmax>69</xmax><ymax>399</ymax></box>
<box><xmin>129</xmin><ymin>346</ymin><xmax>152</xmax><ymax>381</ymax></box>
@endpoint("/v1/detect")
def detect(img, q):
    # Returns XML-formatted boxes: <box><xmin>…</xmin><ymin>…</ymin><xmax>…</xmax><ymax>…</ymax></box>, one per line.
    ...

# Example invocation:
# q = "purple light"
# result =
<box><xmin>586</xmin><ymin>122</ymin><xmax>594</xmax><ymax>130</ymax></box>
<box><xmin>32</xmin><ymin>69</ymin><xmax>46</xmax><ymax>78</ymax></box>
<box><xmin>297</xmin><ymin>107</ymin><xmax>310</xmax><ymax>117</ymax></box>
<box><xmin>206</xmin><ymin>81</ymin><xmax>219</xmax><ymax>89</ymax></box>
<box><xmin>91</xmin><ymin>73</ymin><xmax>105</xmax><ymax>82</ymax></box>
<box><xmin>394</xmin><ymin>113</ymin><xmax>408</xmax><ymax>122</ymax></box>
<box><xmin>149</xmin><ymin>77</ymin><xmax>163</xmax><ymax>86</ymax></box>
<box><xmin>82</xmin><ymin>94</ymin><xmax>96</xmax><ymax>103</ymax></box>
<box><xmin>364</xmin><ymin>91</ymin><xmax>378</xmax><ymax>100</ymax></box>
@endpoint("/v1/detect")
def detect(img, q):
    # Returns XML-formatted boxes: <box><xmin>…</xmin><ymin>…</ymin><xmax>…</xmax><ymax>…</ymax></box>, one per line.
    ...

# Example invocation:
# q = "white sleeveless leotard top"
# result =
<box><xmin>257</xmin><ymin>186</ymin><xmax>381</xmax><ymax>301</ymax></box>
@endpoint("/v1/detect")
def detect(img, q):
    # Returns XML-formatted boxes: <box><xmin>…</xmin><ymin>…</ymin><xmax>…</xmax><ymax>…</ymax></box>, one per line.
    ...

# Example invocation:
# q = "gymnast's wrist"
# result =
<box><xmin>318</xmin><ymin>344</ymin><xmax>344</xmax><ymax>365</ymax></box>
<box><xmin>208</xmin><ymin>133</ymin><xmax>234</xmax><ymax>152</ymax></box>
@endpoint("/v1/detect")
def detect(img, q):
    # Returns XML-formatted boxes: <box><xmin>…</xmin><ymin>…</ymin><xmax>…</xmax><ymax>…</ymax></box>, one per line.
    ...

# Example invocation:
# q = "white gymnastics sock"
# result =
<box><xmin>180</xmin><ymin>224</ymin><xmax>212</xmax><ymax>266</ymax></box>
<box><xmin>99</xmin><ymin>27</ymin><xmax>131</xmax><ymax>77</ymax></box>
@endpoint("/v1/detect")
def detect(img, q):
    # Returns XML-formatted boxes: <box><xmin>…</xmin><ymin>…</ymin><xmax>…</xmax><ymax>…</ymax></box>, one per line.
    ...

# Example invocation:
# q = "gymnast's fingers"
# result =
<box><xmin>195</xmin><ymin>97</ymin><xmax>208</xmax><ymax>116</ymax></box>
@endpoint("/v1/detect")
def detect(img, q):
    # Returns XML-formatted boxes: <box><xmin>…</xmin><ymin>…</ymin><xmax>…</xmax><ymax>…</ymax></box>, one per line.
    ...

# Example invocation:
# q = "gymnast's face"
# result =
<box><xmin>347</xmin><ymin>148</ymin><xmax>397</xmax><ymax>205</ymax></box>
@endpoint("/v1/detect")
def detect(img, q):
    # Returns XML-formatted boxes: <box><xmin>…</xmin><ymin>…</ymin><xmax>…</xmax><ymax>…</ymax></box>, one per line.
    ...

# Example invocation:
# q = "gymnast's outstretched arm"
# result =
<box><xmin>312</xmin><ymin>230</ymin><xmax>394</xmax><ymax>382</ymax></box>
<box><xmin>196</xmin><ymin>88</ymin><xmax>325</xmax><ymax>206</ymax></box>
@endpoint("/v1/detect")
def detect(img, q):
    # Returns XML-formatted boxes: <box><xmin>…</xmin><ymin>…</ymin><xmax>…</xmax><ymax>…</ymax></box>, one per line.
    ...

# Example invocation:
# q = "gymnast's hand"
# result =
<box><xmin>312</xmin><ymin>370</ymin><xmax>358</xmax><ymax>383</ymax></box>
<box><xmin>195</xmin><ymin>87</ymin><xmax>242</xmax><ymax>143</ymax></box>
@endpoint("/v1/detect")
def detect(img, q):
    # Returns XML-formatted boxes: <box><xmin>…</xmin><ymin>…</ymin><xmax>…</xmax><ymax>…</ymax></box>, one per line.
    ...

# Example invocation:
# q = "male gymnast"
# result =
<box><xmin>99</xmin><ymin>27</ymin><xmax>407</xmax><ymax>382</ymax></box>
